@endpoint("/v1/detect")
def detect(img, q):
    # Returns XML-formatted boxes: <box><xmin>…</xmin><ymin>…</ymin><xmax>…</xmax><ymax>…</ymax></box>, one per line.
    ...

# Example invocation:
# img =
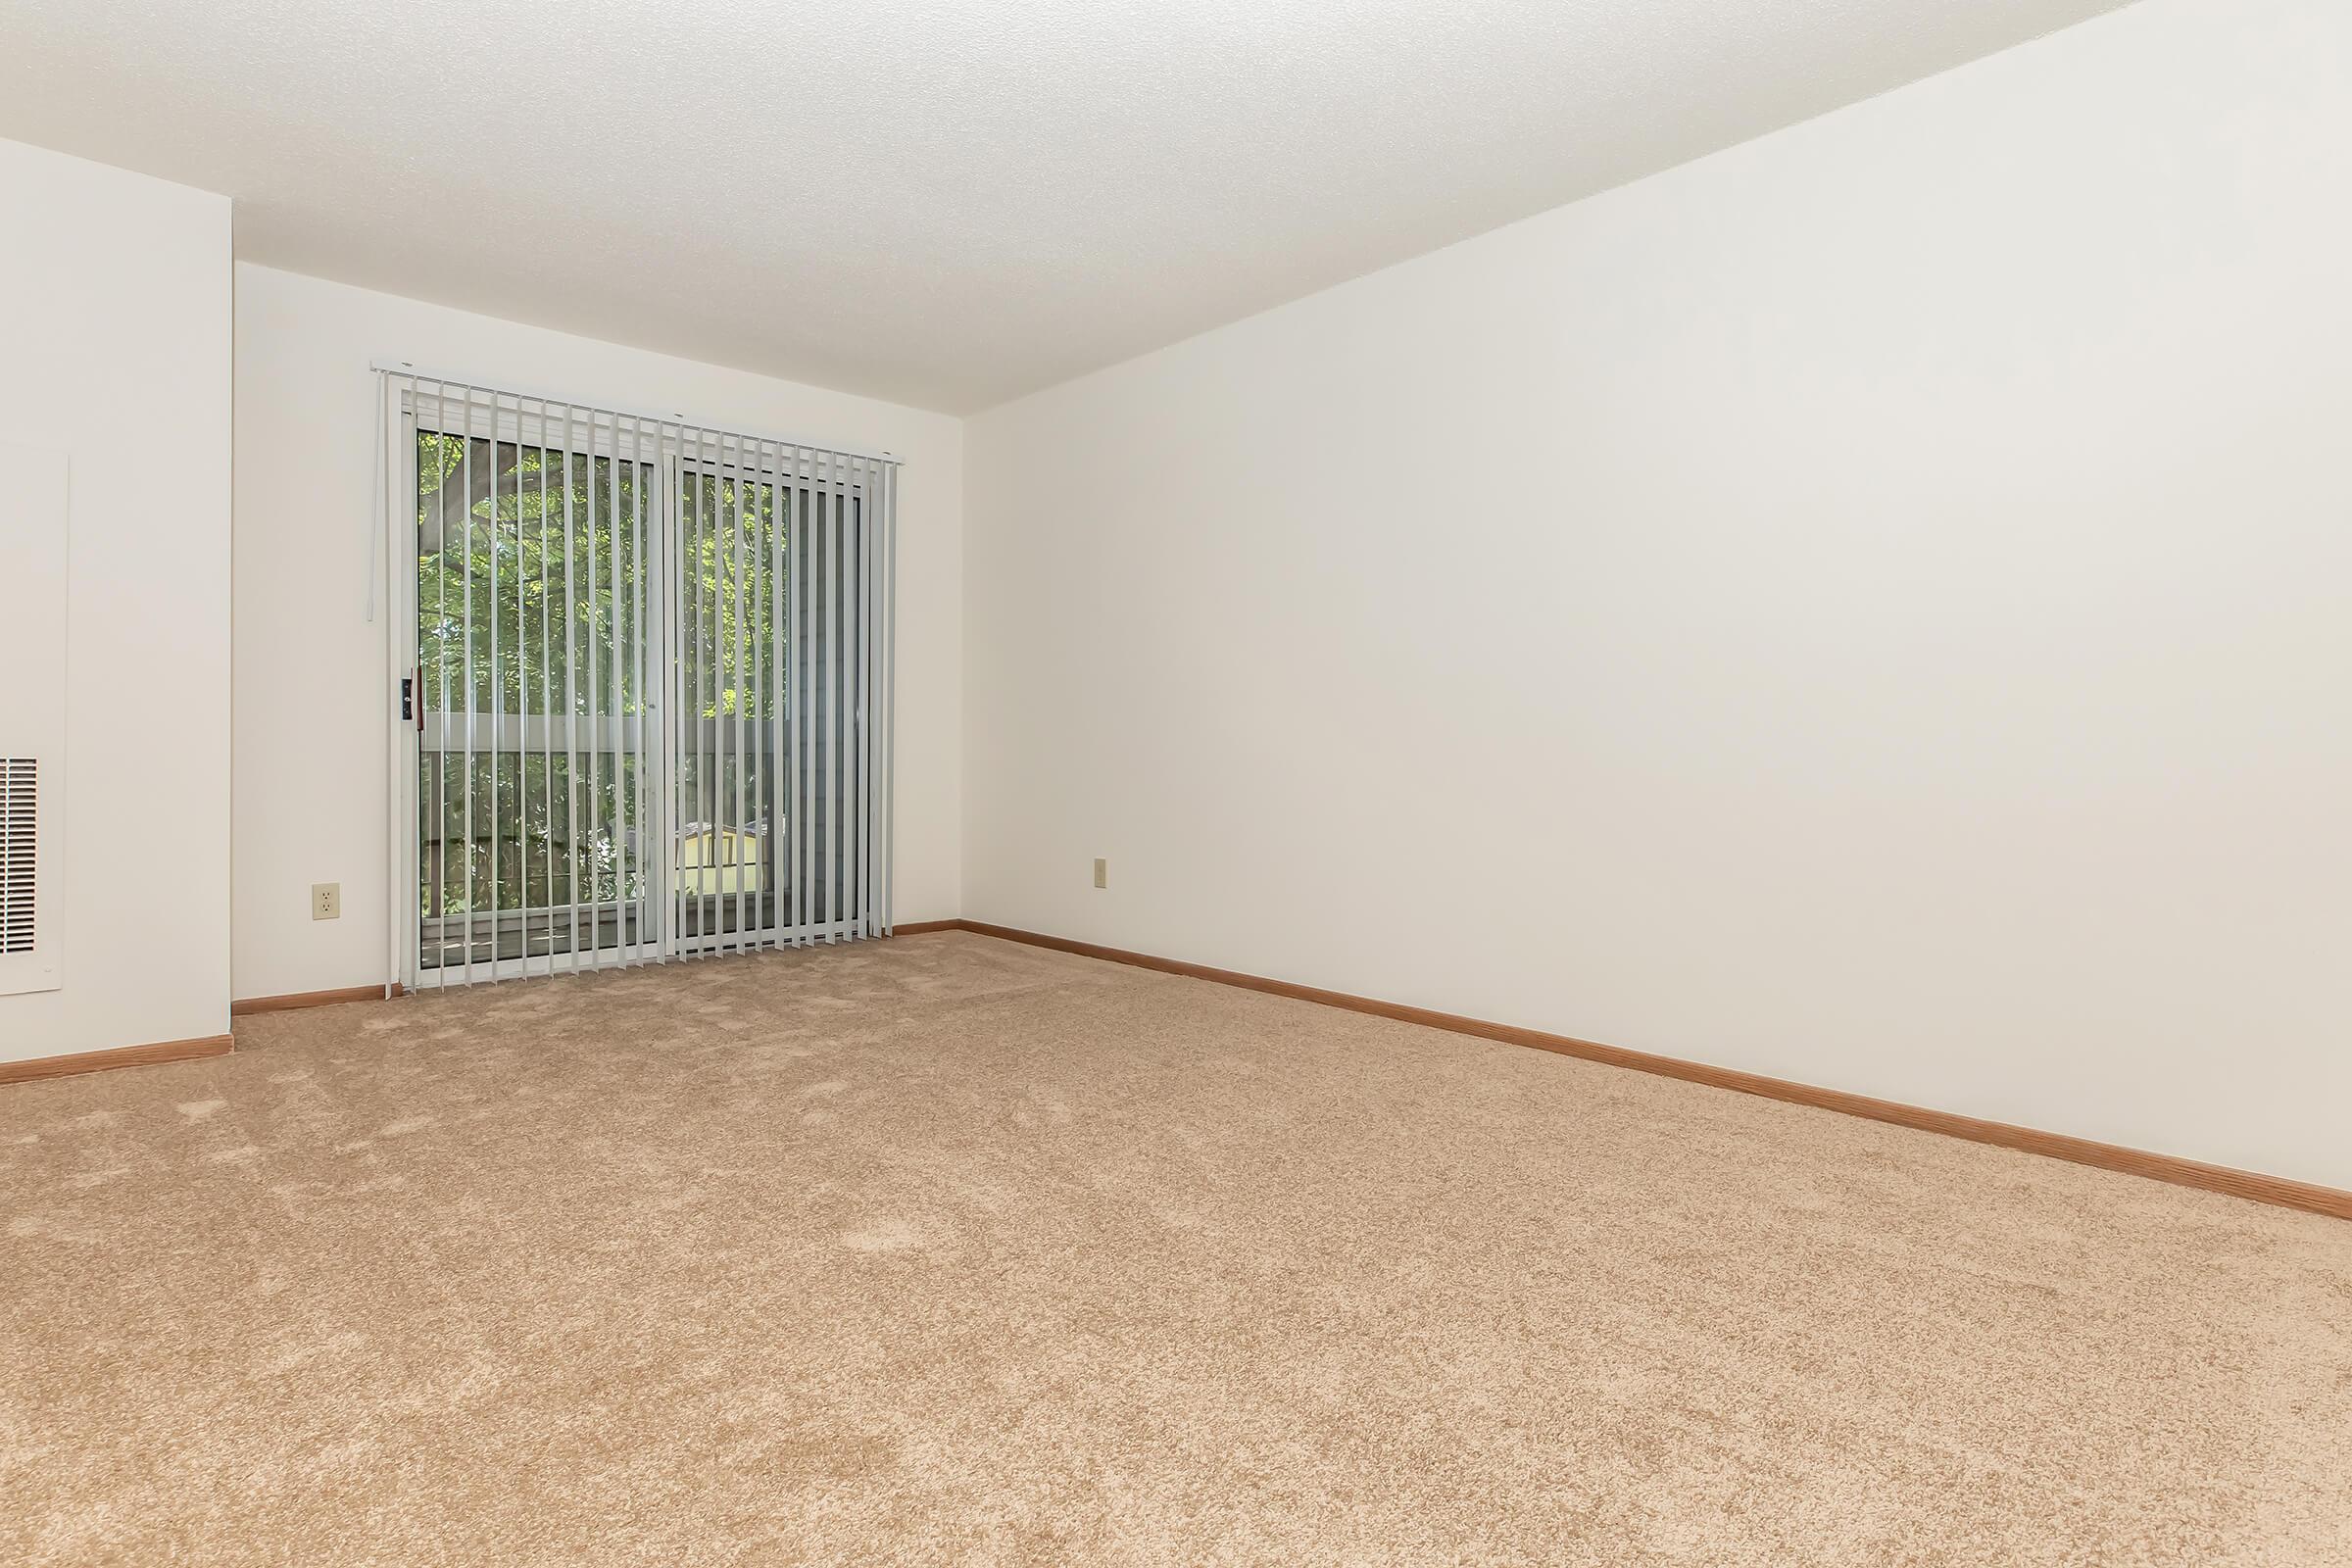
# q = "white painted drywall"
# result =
<box><xmin>963</xmin><ymin>0</ymin><xmax>2352</xmax><ymax>1188</ymax></box>
<box><xmin>232</xmin><ymin>265</ymin><xmax>963</xmax><ymax>1002</ymax></box>
<box><xmin>0</xmin><ymin>138</ymin><xmax>232</xmax><ymax>1062</ymax></box>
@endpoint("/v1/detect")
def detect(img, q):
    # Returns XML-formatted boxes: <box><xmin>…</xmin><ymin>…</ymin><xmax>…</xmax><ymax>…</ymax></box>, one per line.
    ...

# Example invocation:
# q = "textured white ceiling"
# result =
<box><xmin>0</xmin><ymin>0</ymin><xmax>2131</xmax><ymax>412</ymax></box>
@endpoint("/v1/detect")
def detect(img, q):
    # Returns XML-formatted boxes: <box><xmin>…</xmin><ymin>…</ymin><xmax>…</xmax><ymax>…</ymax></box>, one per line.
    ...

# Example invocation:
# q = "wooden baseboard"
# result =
<box><xmin>0</xmin><ymin>1034</ymin><xmax>234</xmax><ymax>1086</ymax></box>
<box><xmin>891</xmin><ymin>919</ymin><xmax>963</xmax><ymax>936</ymax></box>
<box><xmin>951</xmin><ymin>920</ymin><xmax>2352</xmax><ymax>1224</ymax></box>
<box><xmin>231</xmin><ymin>983</ymin><xmax>404</xmax><ymax>1017</ymax></box>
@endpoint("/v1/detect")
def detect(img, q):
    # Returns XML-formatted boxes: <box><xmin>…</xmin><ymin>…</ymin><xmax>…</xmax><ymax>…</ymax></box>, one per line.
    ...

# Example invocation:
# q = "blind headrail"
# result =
<box><xmin>369</xmin><ymin>359</ymin><xmax>906</xmax><ymax>467</ymax></box>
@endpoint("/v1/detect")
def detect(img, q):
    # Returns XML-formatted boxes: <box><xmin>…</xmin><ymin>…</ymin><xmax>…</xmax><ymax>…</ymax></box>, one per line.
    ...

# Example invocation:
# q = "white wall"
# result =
<box><xmin>232</xmin><ymin>265</ymin><xmax>963</xmax><ymax>1001</ymax></box>
<box><xmin>963</xmin><ymin>0</ymin><xmax>2352</xmax><ymax>1188</ymax></box>
<box><xmin>0</xmin><ymin>139</ymin><xmax>232</xmax><ymax>1062</ymax></box>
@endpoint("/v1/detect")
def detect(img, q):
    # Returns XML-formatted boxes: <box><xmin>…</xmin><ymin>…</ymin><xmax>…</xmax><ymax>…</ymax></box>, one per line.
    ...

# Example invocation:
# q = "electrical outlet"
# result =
<box><xmin>312</xmin><ymin>882</ymin><xmax>341</xmax><ymax>921</ymax></box>
<box><xmin>1093</xmin><ymin>858</ymin><xmax>1107</xmax><ymax>890</ymax></box>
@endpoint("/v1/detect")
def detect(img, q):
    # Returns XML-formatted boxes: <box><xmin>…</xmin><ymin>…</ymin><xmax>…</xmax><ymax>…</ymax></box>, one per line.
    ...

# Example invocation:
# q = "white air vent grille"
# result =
<box><xmin>1</xmin><ymin>759</ymin><xmax>33</xmax><ymax>956</ymax></box>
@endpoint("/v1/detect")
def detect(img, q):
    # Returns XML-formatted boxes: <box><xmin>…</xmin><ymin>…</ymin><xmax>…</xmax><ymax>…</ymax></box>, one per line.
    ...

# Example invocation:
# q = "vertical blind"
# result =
<box><xmin>376</xmin><ymin>368</ymin><xmax>899</xmax><ymax>991</ymax></box>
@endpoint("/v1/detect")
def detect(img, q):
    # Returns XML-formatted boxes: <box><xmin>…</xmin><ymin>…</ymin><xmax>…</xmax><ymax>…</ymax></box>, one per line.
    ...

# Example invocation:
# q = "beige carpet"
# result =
<box><xmin>4</xmin><ymin>932</ymin><xmax>2348</xmax><ymax>1566</ymax></box>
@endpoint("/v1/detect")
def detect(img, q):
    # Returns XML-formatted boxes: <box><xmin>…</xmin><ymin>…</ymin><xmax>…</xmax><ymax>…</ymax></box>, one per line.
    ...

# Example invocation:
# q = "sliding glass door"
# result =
<box><xmin>414</xmin><ymin>420</ymin><xmax>652</xmax><ymax>976</ymax></box>
<box><xmin>385</xmin><ymin>376</ymin><xmax>895</xmax><ymax>990</ymax></box>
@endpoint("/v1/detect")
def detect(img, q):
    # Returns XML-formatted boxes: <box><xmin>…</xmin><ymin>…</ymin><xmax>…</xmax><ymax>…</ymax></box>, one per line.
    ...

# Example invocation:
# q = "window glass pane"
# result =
<box><xmin>416</xmin><ymin>426</ymin><xmax>650</xmax><ymax>967</ymax></box>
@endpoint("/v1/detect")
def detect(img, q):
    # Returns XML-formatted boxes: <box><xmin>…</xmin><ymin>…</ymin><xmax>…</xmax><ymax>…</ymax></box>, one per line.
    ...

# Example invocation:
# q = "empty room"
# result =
<box><xmin>2</xmin><ymin>0</ymin><xmax>2347</xmax><ymax>1561</ymax></box>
